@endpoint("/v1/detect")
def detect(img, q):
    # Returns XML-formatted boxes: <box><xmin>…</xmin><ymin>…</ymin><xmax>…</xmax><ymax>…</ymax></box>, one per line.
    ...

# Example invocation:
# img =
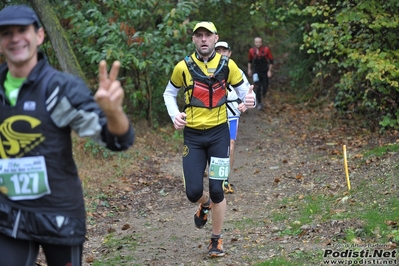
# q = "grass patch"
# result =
<box><xmin>362</xmin><ymin>143</ymin><xmax>399</xmax><ymax>158</ymax></box>
<box><xmin>231</xmin><ymin>217</ymin><xmax>264</xmax><ymax>231</ymax></box>
<box><xmin>91</xmin><ymin>234</ymin><xmax>140</xmax><ymax>266</ymax></box>
<box><xmin>358</xmin><ymin>195</ymin><xmax>399</xmax><ymax>241</ymax></box>
<box><xmin>258</xmin><ymin>150</ymin><xmax>399</xmax><ymax>265</ymax></box>
<box><xmin>297</xmin><ymin>195</ymin><xmax>331</xmax><ymax>223</ymax></box>
<box><xmin>271</xmin><ymin>211</ymin><xmax>290</xmax><ymax>222</ymax></box>
<box><xmin>253</xmin><ymin>249</ymin><xmax>325</xmax><ymax>266</ymax></box>
<box><xmin>273</xmin><ymin>194</ymin><xmax>334</xmax><ymax>235</ymax></box>
<box><xmin>253</xmin><ymin>257</ymin><xmax>298</xmax><ymax>266</ymax></box>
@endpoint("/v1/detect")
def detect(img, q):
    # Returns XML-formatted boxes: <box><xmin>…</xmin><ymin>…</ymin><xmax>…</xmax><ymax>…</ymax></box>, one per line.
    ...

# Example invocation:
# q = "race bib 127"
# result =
<box><xmin>0</xmin><ymin>156</ymin><xmax>51</xmax><ymax>201</ymax></box>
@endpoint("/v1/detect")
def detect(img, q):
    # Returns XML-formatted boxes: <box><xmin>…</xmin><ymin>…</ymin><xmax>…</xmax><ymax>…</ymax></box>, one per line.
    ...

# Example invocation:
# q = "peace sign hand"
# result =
<box><xmin>95</xmin><ymin>60</ymin><xmax>124</xmax><ymax>114</ymax></box>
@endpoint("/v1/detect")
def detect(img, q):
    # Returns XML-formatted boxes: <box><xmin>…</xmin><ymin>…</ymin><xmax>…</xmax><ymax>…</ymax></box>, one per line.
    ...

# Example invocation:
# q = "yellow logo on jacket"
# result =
<box><xmin>0</xmin><ymin>115</ymin><xmax>45</xmax><ymax>158</ymax></box>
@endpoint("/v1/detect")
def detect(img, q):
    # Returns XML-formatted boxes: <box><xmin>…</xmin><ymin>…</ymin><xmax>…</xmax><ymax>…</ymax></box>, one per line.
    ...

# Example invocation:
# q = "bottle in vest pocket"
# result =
<box><xmin>253</xmin><ymin>73</ymin><xmax>259</xmax><ymax>82</ymax></box>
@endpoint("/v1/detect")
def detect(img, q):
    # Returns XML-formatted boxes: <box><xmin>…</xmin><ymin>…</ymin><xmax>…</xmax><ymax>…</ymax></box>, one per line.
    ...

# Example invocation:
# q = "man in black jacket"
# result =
<box><xmin>0</xmin><ymin>4</ymin><xmax>134</xmax><ymax>266</ymax></box>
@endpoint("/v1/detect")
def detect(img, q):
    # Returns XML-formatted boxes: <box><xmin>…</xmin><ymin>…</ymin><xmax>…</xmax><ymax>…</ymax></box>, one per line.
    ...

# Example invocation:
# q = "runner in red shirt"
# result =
<box><xmin>248</xmin><ymin>37</ymin><xmax>274</xmax><ymax>109</ymax></box>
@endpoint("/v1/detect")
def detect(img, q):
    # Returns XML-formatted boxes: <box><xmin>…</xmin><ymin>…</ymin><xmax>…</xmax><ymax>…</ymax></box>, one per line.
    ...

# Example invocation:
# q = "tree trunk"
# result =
<box><xmin>28</xmin><ymin>0</ymin><xmax>86</xmax><ymax>82</ymax></box>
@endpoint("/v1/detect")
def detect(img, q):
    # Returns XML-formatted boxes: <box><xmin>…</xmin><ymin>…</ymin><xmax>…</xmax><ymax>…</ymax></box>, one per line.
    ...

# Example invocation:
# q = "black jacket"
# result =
<box><xmin>0</xmin><ymin>52</ymin><xmax>134</xmax><ymax>245</ymax></box>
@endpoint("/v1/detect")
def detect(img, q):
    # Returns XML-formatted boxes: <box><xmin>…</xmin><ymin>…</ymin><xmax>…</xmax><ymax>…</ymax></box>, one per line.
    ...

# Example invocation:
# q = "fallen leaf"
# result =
<box><xmin>121</xmin><ymin>224</ymin><xmax>130</xmax><ymax>230</ymax></box>
<box><xmin>385</xmin><ymin>220</ymin><xmax>398</xmax><ymax>227</ymax></box>
<box><xmin>298</xmin><ymin>230</ymin><xmax>307</xmax><ymax>237</ymax></box>
<box><xmin>107</xmin><ymin>227</ymin><xmax>116</xmax><ymax>233</ymax></box>
<box><xmin>330</xmin><ymin>209</ymin><xmax>346</xmax><ymax>214</ymax></box>
<box><xmin>85</xmin><ymin>256</ymin><xmax>95</xmax><ymax>263</ymax></box>
<box><xmin>159</xmin><ymin>188</ymin><xmax>169</xmax><ymax>196</ymax></box>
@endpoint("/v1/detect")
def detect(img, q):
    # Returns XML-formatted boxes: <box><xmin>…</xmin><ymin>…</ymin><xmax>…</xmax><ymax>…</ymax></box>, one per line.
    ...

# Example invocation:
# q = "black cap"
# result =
<box><xmin>0</xmin><ymin>5</ymin><xmax>41</xmax><ymax>27</ymax></box>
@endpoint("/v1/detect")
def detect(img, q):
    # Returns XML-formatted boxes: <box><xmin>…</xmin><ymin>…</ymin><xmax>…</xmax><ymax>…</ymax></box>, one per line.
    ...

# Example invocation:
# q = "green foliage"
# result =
<box><xmin>83</xmin><ymin>138</ymin><xmax>112</xmax><ymax>159</ymax></box>
<box><xmin>391</xmin><ymin>229</ymin><xmax>399</xmax><ymax>242</ymax></box>
<box><xmin>27</xmin><ymin>0</ymin><xmax>399</xmax><ymax>131</ymax></box>
<box><xmin>60</xmin><ymin>0</ymin><xmax>197</xmax><ymax>126</ymax></box>
<box><xmin>83</xmin><ymin>138</ymin><xmax>130</xmax><ymax>159</ymax></box>
<box><xmin>191</xmin><ymin>0</ymin><xmax>281</xmax><ymax>70</ymax></box>
<box><xmin>276</xmin><ymin>0</ymin><xmax>399</xmax><ymax>129</ymax></box>
<box><xmin>172</xmin><ymin>130</ymin><xmax>183</xmax><ymax>141</ymax></box>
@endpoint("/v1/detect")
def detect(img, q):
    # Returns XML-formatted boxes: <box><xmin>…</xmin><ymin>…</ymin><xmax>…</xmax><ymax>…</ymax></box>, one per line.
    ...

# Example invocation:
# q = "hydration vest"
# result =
<box><xmin>183</xmin><ymin>55</ymin><xmax>230</xmax><ymax>111</ymax></box>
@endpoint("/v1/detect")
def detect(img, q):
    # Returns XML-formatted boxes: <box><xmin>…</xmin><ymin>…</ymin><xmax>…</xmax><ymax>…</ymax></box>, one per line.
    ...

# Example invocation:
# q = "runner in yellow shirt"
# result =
<box><xmin>163</xmin><ymin>21</ymin><xmax>256</xmax><ymax>257</ymax></box>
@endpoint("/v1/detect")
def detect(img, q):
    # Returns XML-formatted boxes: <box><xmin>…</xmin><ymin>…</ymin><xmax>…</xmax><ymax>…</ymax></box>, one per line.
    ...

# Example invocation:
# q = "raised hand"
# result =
<box><xmin>95</xmin><ymin>60</ymin><xmax>124</xmax><ymax>114</ymax></box>
<box><xmin>95</xmin><ymin>60</ymin><xmax>130</xmax><ymax>135</ymax></box>
<box><xmin>244</xmin><ymin>85</ymin><xmax>256</xmax><ymax>109</ymax></box>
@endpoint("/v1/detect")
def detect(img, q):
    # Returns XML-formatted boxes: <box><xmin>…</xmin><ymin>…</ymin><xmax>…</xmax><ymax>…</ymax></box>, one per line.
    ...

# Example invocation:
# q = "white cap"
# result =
<box><xmin>215</xmin><ymin>41</ymin><xmax>230</xmax><ymax>50</ymax></box>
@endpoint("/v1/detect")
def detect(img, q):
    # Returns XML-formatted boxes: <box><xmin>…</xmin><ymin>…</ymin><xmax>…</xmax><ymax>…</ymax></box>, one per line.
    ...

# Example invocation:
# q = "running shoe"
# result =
<box><xmin>223</xmin><ymin>180</ymin><xmax>234</xmax><ymax>194</ymax></box>
<box><xmin>208</xmin><ymin>237</ymin><xmax>225</xmax><ymax>257</ymax></box>
<box><xmin>194</xmin><ymin>203</ymin><xmax>212</xmax><ymax>228</ymax></box>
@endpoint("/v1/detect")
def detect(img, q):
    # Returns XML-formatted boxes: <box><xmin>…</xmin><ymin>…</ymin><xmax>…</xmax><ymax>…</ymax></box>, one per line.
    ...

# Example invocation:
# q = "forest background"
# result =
<box><xmin>2</xmin><ymin>0</ymin><xmax>399</xmax><ymax>265</ymax></box>
<box><xmin>3</xmin><ymin>0</ymin><xmax>399</xmax><ymax>131</ymax></box>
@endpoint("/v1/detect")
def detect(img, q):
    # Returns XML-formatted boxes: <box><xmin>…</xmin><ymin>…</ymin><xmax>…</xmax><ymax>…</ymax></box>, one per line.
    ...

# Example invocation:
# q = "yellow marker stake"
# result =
<box><xmin>343</xmin><ymin>145</ymin><xmax>351</xmax><ymax>191</ymax></box>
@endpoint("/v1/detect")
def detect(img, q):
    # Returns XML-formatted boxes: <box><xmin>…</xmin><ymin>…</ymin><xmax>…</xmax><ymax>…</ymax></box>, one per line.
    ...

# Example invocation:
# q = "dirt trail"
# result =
<box><xmin>77</xmin><ymin>95</ymin><xmax>310</xmax><ymax>265</ymax></box>
<box><xmin>77</xmin><ymin>79</ymin><xmax>397</xmax><ymax>266</ymax></box>
<box><xmin>85</xmin><ymin>106</ymin><xmax>294</xmax><ymax>266</ymax></box>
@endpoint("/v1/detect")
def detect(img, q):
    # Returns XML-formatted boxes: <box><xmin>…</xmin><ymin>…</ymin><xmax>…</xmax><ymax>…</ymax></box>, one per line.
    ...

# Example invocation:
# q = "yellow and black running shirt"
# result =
<box><xmin>169</xmin><ymin>52</ymin><xmax>244</xmax><ymax>130</ymax></box>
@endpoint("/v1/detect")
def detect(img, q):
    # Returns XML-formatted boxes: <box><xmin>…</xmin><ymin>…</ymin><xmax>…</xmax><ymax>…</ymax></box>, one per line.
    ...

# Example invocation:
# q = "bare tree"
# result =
<box><xmin>28</xmin><ymin>0</ymin><xmax>86</xmax><ymax>82</ymax></box>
